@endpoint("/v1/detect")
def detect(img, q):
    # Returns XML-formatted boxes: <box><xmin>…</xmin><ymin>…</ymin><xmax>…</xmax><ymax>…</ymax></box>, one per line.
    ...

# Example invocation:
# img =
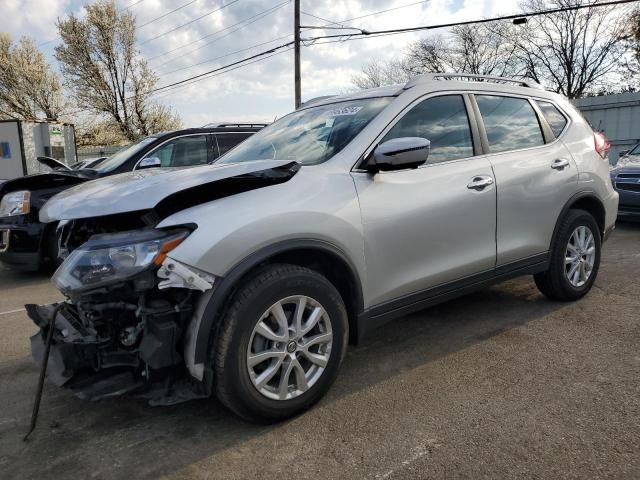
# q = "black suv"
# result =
<box><xmin>0</xmin><ymin>124</ymin><xmax>265</xmax><ymax>270</ymax></box>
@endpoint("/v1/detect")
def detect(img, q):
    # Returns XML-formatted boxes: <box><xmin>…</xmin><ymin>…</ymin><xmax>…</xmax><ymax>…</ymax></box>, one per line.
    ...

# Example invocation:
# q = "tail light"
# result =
<box><xmin>594</xmin><ymin>132</ymin><xmax>610</xmax><ymax>160</ymax></box>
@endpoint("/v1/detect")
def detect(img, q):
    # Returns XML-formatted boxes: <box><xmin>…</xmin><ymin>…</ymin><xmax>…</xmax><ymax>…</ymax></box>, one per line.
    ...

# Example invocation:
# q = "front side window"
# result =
<box><xmin>94</xmin><ymin>137</ymin><xmax>157</xmax><ymax>173</ymax></box>
<box><xmin>218</xmin><ymin>97</ymin><xmax>393</xmax><ymax>166</ymax></box>
<box><xmin>536</xmin><ymin>101</ymin><xmax>568</xmax><ymax>138</ymax></box>
<box><xmin>144</xmin><ymin>135</ymin><xmax>209</xmax><ymax>168</ymax></box>
<box><xmin>382</xmin><ymin>95</ymin><xmax>474</xmax><ymax>164</ymax></box>
<box><xmin>476</xmin><ymin>95</ymin><xmax>545</xmax><ymax>153</ymax></box>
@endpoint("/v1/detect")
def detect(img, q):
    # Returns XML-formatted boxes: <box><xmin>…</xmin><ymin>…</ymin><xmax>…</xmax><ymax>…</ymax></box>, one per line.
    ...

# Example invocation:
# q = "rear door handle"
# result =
<box><xmin>551</xmin><ymin>158</ymin><xmax>570</xmax><ymax>170</ymax></box>
<box><xmin>467</xmin><ymin>176</ymin><xmax>494</xmax><ymax>190</ymax></box>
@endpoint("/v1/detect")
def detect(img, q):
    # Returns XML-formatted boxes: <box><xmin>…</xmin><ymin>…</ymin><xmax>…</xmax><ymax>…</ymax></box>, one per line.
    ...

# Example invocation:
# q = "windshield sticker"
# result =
<box><xmin>327</xmin><ymin>106</ymin><xmax>363</xmax><ymax>117</ymax></box>
<box><xmin>325</xmin><ymin>118</ymin><xmax>335</xmax><ymax>128</ymax></box>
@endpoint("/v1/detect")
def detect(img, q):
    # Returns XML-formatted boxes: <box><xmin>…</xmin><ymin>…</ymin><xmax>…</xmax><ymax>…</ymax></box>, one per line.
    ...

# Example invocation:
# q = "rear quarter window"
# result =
<box><xmin>536</xmin><ymin>101</ymin><xmax>568</xmax><ymax>138</ymax></box>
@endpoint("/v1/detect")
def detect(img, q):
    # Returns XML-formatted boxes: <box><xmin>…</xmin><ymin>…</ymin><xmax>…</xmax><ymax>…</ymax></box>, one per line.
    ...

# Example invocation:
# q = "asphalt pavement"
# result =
<box><xmin>0</xmin><ymin>224</ymin><xmax>638</xmax><ymax>479</ymax></box>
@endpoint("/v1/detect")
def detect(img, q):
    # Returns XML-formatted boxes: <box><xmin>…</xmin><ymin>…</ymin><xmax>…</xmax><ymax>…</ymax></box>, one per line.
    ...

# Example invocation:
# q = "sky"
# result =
<box><xmin>2</xmin><ymin>0</ymin><xmax>520</xmax><ymax>126</ymax></box>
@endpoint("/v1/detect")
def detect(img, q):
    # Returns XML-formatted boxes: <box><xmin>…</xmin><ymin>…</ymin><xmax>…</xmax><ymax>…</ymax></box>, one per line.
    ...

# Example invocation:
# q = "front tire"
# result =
<box><xmin>534</xmin><ymin>209</ymin><xmax>601</xmax><ymax>301</ymax></box>
<box><xmin>213</xmin><ymin>264</ymin><xmax>348</xmax><ymax>423</ymax></box>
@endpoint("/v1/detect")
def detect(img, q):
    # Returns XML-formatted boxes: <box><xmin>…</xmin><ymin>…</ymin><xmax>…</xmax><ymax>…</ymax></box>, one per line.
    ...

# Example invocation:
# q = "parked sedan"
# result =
<box><xmin>610</xmin><ymin>145</ymin><xmax>640</xmax><ymax>221</ymax></box>
<box><xmin>0</xmin><ymin>125</ymin><xmax>264</xmax><ymax>270</ymax></box>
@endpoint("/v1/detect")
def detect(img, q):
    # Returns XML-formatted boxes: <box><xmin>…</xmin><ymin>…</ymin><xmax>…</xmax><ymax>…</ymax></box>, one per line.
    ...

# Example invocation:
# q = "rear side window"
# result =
<box><xmin>382</xmin><ymin>95</ymin><xmax>474</xmax><ymax>164</ymax></box>
<box><xmin>536</xmin><ymin>101</ymin><xmax>568</xmax><ymax>138</ymax></box>
<box><xmin>215</xmin><ymin>132</ymin><xmax>253</xmax><ymax>159</ymax></box>
<box><xmin>476</xmin><ymin>95</ymin><xmax>545</xmax><ymax>153</ymax></box>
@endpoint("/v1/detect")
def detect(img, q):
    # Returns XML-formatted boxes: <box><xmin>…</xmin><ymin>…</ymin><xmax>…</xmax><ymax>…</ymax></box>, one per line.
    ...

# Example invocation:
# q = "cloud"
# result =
<box><xmin>3</xmin><ymin>0</ymin><xmax>70</xmax><ymax>41</ymax></box>
<box><xmin>11</xmin><ymin>0</ymin><xmax>517</xmax><ymax>126</ymax></box>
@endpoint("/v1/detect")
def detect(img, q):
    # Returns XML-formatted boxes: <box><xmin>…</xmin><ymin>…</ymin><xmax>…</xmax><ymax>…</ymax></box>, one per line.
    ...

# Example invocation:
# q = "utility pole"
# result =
<box><xmin>294</xmin><ymin>0</ymin><xmax>301</xmax><ymax>109</ymax></box>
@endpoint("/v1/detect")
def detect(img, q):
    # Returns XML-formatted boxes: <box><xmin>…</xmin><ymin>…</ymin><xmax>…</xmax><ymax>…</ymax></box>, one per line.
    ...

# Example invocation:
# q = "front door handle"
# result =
<box><xmin>551</xmin><ymin>158</ymin><xmax>570</xmax><ymax>170</ymax></box>
<box><xmin>467</xmin><ymin>176</ymin><xmax>494</xmax><ymax>190</ymax></box>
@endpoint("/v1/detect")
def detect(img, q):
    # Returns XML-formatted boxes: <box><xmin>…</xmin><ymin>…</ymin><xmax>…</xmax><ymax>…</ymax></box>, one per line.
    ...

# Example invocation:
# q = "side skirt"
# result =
<box><xmin>356</xmin><ymin>253</ymin><xmax>549</xmax><ymax>342</ymax></box>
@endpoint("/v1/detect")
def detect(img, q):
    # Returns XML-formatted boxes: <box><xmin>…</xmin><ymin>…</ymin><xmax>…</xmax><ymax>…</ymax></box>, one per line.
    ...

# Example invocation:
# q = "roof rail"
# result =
<box><xmin>298</xmin><ymin>95</ymin><xmax>336</xmax><ymax>109</ymax></box>
<box><xmin>404</xmin><ymin>73</ymin><xmax>544</xmax><ymax>90</ymax></box>
<box><xmin>201</xmin><ymin>122</ymin><xmax>269</xmax><ymax>128</ymax></box>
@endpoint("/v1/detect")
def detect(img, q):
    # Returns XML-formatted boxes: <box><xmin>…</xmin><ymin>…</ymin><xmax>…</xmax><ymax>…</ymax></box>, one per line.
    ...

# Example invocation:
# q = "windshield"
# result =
<box><xmin>94</xmin><ymin>137</ymin><xmax>158</xmax><ymax>173</ymax></box>
<box><xmin>627</xmin><ymin>143</ymin><xmax>640</xmax><ymax>156</ymax></box>
<box><xmin>615</xmin><ymin>143</ymin><xmax>640</xmax><ymax>168</ymax></box>
<box><xmin>218</xmin><ymin>97</ymin><xmax>393</xmax><ymax>166</ymax></box>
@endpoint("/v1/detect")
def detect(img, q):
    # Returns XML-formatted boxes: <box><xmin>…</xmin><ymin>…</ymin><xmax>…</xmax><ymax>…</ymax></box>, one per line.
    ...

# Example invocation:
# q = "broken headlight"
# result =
<box><xmin>0</xmin><ymin>190</ymin><xmax>30</xmax><ymax>217</ymax></box>
<box><xmin>53</xmin><ymin>228</ymin><xmax>189</xmax><ymax>294</ymax></box>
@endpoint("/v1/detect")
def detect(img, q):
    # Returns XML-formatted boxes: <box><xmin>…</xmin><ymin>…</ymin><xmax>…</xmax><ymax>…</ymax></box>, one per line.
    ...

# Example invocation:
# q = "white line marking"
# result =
<box><xmin>0</xmin><ymin>308</ymin><xmax>26</xmax><ymax>316</ymax></box>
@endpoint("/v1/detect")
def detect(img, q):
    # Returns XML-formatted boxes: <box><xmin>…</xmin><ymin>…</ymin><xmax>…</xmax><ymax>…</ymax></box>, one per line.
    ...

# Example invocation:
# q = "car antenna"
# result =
<box><xmin>23</xmin><ymin>304</ymin><xmax>64</xmax><ymax>441</ymax></box>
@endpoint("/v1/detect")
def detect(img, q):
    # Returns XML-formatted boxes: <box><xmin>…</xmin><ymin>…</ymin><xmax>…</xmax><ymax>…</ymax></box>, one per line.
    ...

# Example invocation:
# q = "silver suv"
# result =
<box><xmin>30</xmin><ymin>74</ymin><xmax>618</xmax><ymax>423</ymax></box>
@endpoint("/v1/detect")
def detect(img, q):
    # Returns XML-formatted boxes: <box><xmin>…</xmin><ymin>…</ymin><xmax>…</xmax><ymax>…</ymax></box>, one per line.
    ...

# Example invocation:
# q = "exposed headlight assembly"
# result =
<box><xmin>0</xmin><ymin>191</ymin><xmax>30</xmax><ymax>217</ymax></box>
<box><xmin>53</xmin><ymin>228</ymin><xmax>189</xmax><ymax>294</ymax></box>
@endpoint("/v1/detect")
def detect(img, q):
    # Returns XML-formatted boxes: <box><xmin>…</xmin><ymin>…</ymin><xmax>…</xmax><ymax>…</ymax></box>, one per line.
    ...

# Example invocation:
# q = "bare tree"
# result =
<box><xmin>55</xmin><ymin>0</ymin><xmax>181</xmax><ymax>141</ymax></box>
<box><xmin>0</xmin><ymin>34</ymin><xmax>66</xmax><ymax>120</ymax></box>
<box><xmin>404</xmin><ymin>24</ymin><xmax>522</xmax><ymax>77</ymax></box>
<box><xmin>351</xmin><ymin>59</ymin><xmax>412</xmax><ymax>89</ymax></box>
<box><xmin>354</xmin><ymin>24</ymin><xmax>523</xmax><ymax>89</ymax></box>
<box><xmin>619</xmin><ymin>8</ymin><xmax>640</xmax><ymax>87</ymax></box>
<box><xmin>513</xmin><ymin>0</ymin><xmax>626</xmax><ymax>98</ymax></box>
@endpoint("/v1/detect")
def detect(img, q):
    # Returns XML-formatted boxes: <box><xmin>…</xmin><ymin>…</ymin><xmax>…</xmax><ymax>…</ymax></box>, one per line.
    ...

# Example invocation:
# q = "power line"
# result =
<box><xmin>147</xmin><ymin>0</ymin><xmax>289</xmax><ymax>62</ymax></box>
<box><xmin>299</xmin><ymin>10</ymin><xmax>346</xmax><ymax>28</ymax></box>
<box><xmin>151</xmin><ymin>47</ymin><xmax>293</xmax><ymax>100</ymax></box>
<box><xmin>131</xmin><ymin>0</ymin><xmax>640</xmax><ymax>99</ymax></box>
<box><xmin>161</xmin><ymin>33</ymin><xmax>292</xmax><ymax>75</ymax></box>
<box><xmin>64</xmin><ymin>0</ymin><xmax>639</xmax><ymax>115</ymax></box>
<box><xmin>139</xmin><ymin>0</ymin><xmax>242</xmax><ymax>45</ymax></box>
<box><xmin>152</xmin><ymin>1</ymin><xmax>290</xmax><ymax>69</ymax></box>
<box><xmin>300</xmin><ymin>0</ymin><xmax>431</xmax><ymax>30</ymax></box>
<box><xmin>66</xmin><ymin>46</ymin><xmax>292</xmax><ymax>114</ymax></box>
<box><xmin>124</xmin><ymin>0</ymin><xmax>145</xmax><ymax>9</ymax></box>
<box><xmin>301</xmin><ymin>0</ymin><xmax>639</xmax><ymax>43</ymax></box>
<box><xmin>153</xmin><ymin>40</ymin><xmax>294</xmax><ymax>93</ymax></box>
<box><xmin>37</xmin><ymin>0</ymin><xmax>148</xmax><ymax>47</ymax></box>
<box><xmin>137</xmin><ymin>0</ymin><xmax>198</xmax><ymax>29</ymax></box>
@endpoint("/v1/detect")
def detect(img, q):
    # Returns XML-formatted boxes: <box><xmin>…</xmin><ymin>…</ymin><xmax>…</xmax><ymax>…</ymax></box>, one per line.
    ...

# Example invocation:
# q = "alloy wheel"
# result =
<box><xmin>564</xmin><ymin>225</ymin><xmax>596</xmax><ymax>288</ymax></box>
<box><xmin>246</xmin><ymin>295</ymin><xmax>333</xmax><ymax>401</ymax></box>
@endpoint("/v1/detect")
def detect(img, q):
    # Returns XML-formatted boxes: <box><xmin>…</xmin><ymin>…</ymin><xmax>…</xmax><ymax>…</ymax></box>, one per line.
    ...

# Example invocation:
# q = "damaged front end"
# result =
<box><xmin>27</xmin><ymin>227</ymin><xmax>215</xmax><ymax>405</ymax></box>
<box><xmin>28</xmin><ymin>160</ymin><xmax>301</xmax><ymax>408</ymax></box>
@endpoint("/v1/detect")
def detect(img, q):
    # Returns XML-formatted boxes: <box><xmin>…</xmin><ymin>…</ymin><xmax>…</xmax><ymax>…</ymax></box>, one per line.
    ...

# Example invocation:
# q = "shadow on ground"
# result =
<box><xmin>0</xmin><ymin>274</ymin><xmax>565</xmax><ymax>479</ymax></box>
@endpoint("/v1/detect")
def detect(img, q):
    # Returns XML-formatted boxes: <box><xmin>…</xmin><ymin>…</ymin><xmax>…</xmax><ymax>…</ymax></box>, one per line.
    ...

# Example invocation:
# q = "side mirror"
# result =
<box><xmin>370</xmin><ymin>137</ymin><xmax>430</xmax><ymax>172</ymax></box>
<box><xmin>138</xmin><ymin>156</ymin><xmax>161</xmax><ymax>169</ymax></box>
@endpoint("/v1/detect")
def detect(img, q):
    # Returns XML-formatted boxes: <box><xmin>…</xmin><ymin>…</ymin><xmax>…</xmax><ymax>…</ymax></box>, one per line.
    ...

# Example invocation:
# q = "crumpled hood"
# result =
<box><xmin>40</xmin><ymin>160</ymin><xmax>299</xmax><ymax>223</ymax></box>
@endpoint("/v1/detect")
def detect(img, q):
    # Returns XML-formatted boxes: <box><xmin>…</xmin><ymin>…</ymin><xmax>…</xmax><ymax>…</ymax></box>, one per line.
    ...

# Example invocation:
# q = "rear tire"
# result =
<box><xmin>534</xmin><ymin>209</ymin><xmax>601</xmax><ymax>301</ymax></box>
<box><xmin>213</xmin><ymin>264</ymin><xmax>348</xmax><ymax>423</ymax></box>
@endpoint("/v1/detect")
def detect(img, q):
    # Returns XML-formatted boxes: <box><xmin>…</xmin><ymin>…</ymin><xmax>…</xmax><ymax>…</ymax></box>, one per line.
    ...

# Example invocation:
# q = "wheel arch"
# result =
<box><xmin>550</xmin><ymin>192</ymin><xmax>606</xmax><ymax>251</ymax></box>
<box><xmin>192</xmin><ymin>239</ymin><xmax>365</xmax><ymax>366</ymax></box>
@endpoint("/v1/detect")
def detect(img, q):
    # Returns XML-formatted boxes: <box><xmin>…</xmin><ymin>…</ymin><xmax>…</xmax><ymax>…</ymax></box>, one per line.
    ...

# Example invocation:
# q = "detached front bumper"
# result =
<box><xmin>26</xmin><ymin>297</ymin><xmax>207</xmax><ymax>404</ymax></box>
<box><xmin>27</xmin><ymin>303</ymin><xmax>146</xmax><ymax>399</ymax></box>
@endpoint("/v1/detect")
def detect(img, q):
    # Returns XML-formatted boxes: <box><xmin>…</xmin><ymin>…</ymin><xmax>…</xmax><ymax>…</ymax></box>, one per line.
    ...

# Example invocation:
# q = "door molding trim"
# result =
<box><xmin>356</xmin><ymin>252</ymin><xmax>549</xmax><ymax>342</ymax></box>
